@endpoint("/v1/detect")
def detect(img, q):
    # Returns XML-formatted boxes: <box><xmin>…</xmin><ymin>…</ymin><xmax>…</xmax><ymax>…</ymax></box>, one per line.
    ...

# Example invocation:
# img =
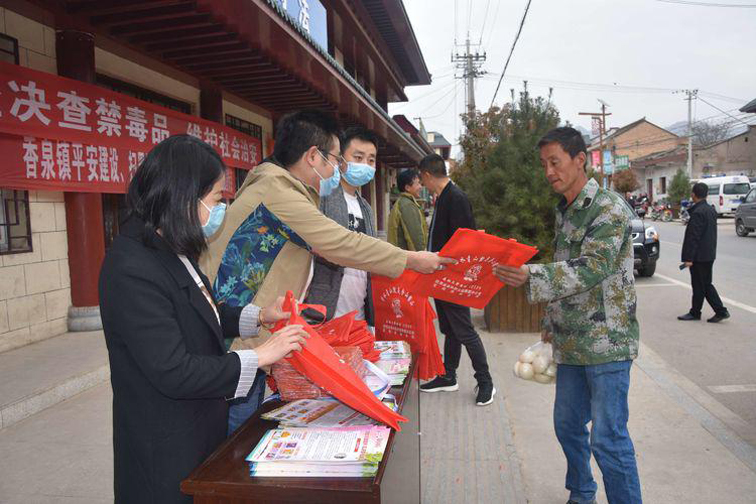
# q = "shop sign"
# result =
<box><xmin>0</xmin><ymin>60</ymin><xmax>261</xmax><ymax>194</ymax></box>
<box><xmin>277</xmin><ymin>0</ymin><xmax>328</xmax><ymax>52</ymax></box>
<box><xmin>615</xmin><ymin>155</ymin><xmax>629</xmax><ymax>170</ymax></box>
<box><xmin>603</xmin><ymin>150</ymin><xmax>613</xmax><ymax>175</ymax></box>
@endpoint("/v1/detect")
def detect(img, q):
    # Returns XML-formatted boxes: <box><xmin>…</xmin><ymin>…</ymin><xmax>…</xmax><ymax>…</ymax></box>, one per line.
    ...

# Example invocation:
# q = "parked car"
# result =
<box><xmin>735</xmin><ymin>187</ymin><xmax>756</xmax><ymax>237</ymax></box>
<box><xmin>621</xmin><ymin>199</ymin><xmax>660</xmax><ymax>276</ymax></box>
<box><xmin>700</xmin><ymin>175</ymin><xmax>752</xmax><ymax>216</ymax></box>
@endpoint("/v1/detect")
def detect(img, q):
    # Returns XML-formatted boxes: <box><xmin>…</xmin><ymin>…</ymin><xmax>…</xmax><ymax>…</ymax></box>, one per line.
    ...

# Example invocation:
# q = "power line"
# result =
<box><xmin>416</xmin><ymin>82</ymin><xmax>461</xmax><ymax>117</ymax></box>
<box><xmin>657</xmin><ymin>0</ymin><xmax>756</xmax><ymax>7</ymax></box>
<box><xmin>478</xmin><ymin>0</ymin><xmax>492</xmax><ymax>45</ymax></box>
<box><xmin>484</xmin><ymin>0</ymin><xmax>502</xmax><ymax>48</ymax></box>
<box><xmin>422</xmin><ymin>81</ymin><xmax>461</xmax><ymax>119</ymax></box>
<box><xmin>489</xmin><ymin>0</ymin><xmax>533</xmax><ymax>108</ymax></box>
<box><xmin>698</xmin><ymin>96</ymin><xmax>754</xmax><ymax>127</ymax></box>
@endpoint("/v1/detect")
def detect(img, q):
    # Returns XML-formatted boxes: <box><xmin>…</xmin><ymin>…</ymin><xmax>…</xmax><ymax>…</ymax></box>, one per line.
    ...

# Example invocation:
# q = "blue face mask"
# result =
<box><xmin>343</xmin><ymin>161</ymin><xmax>376</xmax><ymax>187</ymax></box>
<box><xmin>315</xmin><ymin>151</ymin><xmax>342</xmax><ymax>197</ymax></box>
<box><xmin>200</xmin><ymin>200</ymin><xmax>226</xmax><ymax>237</ymax></box>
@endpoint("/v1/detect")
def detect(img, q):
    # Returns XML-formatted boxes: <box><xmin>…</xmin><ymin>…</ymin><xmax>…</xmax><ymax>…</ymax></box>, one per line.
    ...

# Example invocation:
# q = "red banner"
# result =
<box><xmin>0</xmin><ymin>60</ymin><xmax>261</xmax><ymax>193</ymax></box>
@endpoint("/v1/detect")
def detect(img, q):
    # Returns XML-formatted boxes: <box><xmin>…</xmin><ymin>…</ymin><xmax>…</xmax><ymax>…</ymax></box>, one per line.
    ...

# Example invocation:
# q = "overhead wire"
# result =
<box><xmin>489</xmin><ymin>0</ymin><xmax>533</xmax><ymax>108</ymax></box>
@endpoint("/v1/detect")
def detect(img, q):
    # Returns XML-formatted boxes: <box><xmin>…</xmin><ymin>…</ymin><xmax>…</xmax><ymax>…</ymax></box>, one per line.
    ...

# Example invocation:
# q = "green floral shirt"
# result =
<box><xmin>526</xmin><ymin>178</ymin><xmax>639</xmax><ymax>365</ymax></box>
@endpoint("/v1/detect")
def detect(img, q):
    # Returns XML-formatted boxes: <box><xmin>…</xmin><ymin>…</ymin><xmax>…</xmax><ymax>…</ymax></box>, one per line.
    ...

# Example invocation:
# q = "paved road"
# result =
<box><xmin>635</xmin><ymin>218</ymin><xmax>756</xmax><ymax>446</ymax></box>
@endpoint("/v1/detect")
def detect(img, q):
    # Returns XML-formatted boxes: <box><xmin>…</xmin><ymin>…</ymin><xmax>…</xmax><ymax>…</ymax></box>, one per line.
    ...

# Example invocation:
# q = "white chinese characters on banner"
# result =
<box><xmin>151</xmin><ymin>113</ymin><xmax>169</xmax><ymax>144</ymax></box>
<box><xmin>126</xmin><ymin>106</ymin><xmax>148</xmax><ymax>142</ymax></box>
<box><xmin>9</xmin><ymin>81</ymin><xmax>51</xmax><ymax>125</ymax></box>
<box><xmin>95</xmin><ymin>99</ymin><xmax>122</xmax><ymax>137</ymax></box>
<box><xmin>56</xmin><ymin>90</ymin><xmax>91</xmax><ymax>131</ymax></box>
<box><xmin>16</xmin><ymin>136</ymin><xmax>138</xmax><ymax>186</ymax></box>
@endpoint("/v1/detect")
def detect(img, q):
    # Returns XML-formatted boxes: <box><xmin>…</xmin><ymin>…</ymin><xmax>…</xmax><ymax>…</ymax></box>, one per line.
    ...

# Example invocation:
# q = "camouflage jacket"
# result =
<box><xmin>525</xmin><ymin>178</ymin><xmax>639</xmax><ymax>365</ymax></box>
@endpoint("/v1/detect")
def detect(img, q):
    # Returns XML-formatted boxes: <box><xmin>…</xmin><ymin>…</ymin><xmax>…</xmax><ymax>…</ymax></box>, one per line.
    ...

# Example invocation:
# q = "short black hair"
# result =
<box><xmin>692</xmin><ymin>182</ymin><xmax>709</xmax><ymax>199</ymax></box>
<box><xmin>127</xmin><ymin>135</ymin><xmax>225</xmax><ymax>260</ymax></box>
<box><xmin>537</xmin><ymin>127</ymin><xmax>587</xmax><ymax>165</ymax></box>
<box><xmin>397</xmin><ymin>169</ymin><xmax>420</xmax><ymax>193</ymax></box>
<box><xmin>273</xmin><ymin>109</ymin><xmax>340</xmax><ymax>168</ymax></box>
<box><xmin>418</xmin><ymin>154</ymin><xmax>447</xmax><ymax>177</ymax></box>
<box><xmin>341</xmin><ymin>127</ymin><xmax>379</xmax><ymax>155</ymax></box>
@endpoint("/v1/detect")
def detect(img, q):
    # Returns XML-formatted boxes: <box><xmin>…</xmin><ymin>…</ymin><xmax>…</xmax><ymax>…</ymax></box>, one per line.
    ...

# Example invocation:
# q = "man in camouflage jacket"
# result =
<box><xmin>496</xmin><ymin>127</ymin><xmax>642</xmax><ymax>504</ymax></box>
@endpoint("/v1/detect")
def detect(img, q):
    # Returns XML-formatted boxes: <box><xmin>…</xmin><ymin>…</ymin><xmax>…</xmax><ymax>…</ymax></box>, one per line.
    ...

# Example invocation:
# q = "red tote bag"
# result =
<box><xmin>408</xmin><ymin>228</ymin><xmax>538</xmax><ymax>309</ymax></box>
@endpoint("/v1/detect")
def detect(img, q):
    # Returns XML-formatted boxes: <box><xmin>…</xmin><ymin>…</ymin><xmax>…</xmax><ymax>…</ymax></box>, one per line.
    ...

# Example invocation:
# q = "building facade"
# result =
<box><xmin>0</xmin><ymin>0</ymin><xmax>431</xmax><ymax>352</ymax></box>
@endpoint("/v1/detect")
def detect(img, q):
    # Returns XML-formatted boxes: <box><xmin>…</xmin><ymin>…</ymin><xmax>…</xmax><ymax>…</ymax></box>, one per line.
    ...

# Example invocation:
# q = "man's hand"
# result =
<box><xmin>407</xmin><ymin>251</ymin><xmax>457</xmax><ymax>274</ymax></box>
<box><xmin>493</xmin><ymin>264</ymin><xmax>530</xmax><ymax>287</ymax></box>
<box><xmin>684</xmin><ymin>261</ymin><xmax>693</xmax><ymax>268</ymax></box>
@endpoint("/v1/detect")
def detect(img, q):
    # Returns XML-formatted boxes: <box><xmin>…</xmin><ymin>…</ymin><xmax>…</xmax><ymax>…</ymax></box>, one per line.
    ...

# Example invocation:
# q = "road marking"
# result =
<box><xmin>654</xmin><ymin>273</ymin><xmax>756</xmax><ymax>315</ymax></box>
<box><xmin>709</xmin><ymin>384</ymin><xmax>756</xmax><ymax>394</ymax></box>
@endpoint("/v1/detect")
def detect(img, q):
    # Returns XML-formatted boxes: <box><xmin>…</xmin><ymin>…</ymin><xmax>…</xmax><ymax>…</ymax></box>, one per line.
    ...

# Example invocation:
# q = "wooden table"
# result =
<box><xmin>181</xmin><ymin>357</ymin><xmax>421</xmax><ymax>504</ymax></box>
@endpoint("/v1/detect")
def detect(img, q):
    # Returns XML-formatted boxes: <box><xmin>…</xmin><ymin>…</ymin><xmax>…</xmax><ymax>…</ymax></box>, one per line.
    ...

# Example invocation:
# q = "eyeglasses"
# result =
<box><xmin>320</xmin><ymin>150</ymin><xmax>347</xmax><ymax>171</ymax></box>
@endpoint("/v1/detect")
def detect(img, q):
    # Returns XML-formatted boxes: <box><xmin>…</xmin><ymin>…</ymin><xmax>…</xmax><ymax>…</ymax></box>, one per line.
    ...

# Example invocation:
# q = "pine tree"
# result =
<box><xmin>668</xmin><ymin>168</ymin><xmax>691</xmax><ymax>206</ymax></box>
<box><xmin>453</xmin><ymin>89</ymin><xmax>561</xmax><ymax>261</ymax></box>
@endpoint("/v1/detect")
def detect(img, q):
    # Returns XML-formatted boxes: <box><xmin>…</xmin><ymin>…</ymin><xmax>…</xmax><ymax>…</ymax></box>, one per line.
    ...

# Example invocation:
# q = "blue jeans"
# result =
<box><xmin>554</xmin><ymin>361</ymin><xmax>642</xmax><ymax>504</ymax></box>
<box><xmin>227</xmin><ymin>369</ymin><xmax>266</xmax><ymax>436</ymax></box>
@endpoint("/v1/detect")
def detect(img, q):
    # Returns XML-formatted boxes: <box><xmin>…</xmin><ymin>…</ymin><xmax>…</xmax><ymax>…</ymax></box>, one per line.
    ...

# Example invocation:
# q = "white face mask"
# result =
<box><xmin>314</xmin><ymin>151</ymin><xmax>342</xmax><ymax>197</ymax></box>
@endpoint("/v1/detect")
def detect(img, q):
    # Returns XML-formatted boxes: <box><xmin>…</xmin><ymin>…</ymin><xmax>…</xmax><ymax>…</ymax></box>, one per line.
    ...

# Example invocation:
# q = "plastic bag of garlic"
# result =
<box><xmin>513</xmin><ymin>341</ymin><xmax>556</xmax><ymax>384</ymax></box>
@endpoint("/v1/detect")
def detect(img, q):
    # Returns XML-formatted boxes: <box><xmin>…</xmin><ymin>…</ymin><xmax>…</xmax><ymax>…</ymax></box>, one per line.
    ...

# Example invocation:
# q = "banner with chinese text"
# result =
<box><xmin>0</xmin><ymin>60</ymin><xmax>261</xmax><ymax>193</ymax></box>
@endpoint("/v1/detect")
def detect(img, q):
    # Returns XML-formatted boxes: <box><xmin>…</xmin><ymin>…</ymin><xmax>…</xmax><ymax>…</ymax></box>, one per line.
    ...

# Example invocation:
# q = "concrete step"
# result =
<box><xmin>0</xmin><ymin>330</ymin><xmax>109</xmax><ymax>430</ymax></box>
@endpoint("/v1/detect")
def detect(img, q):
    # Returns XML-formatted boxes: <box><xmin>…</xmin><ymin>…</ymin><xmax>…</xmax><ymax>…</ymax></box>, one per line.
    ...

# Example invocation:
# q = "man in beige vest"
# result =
<box><xmin>201</xmin><ymin>109</ymin><xmax>452</xmax><ymax>434</ymax></box>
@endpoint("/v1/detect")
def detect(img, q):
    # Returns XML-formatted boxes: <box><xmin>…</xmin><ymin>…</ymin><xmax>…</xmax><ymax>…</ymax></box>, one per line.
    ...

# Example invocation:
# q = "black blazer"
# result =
<box><xmin>682</xmin><ymin>200</ymin><xmax>718</xmax><ymax>263</ymax></box>
<box><xmin>428</xmin><ymin>181</ymin><xmax>476</xmax><ymax>252</ymax></box>
<box><xmin>99</xmin><ymin>216</ymin><xmax>244</xmax><ymax>504</ymax></box>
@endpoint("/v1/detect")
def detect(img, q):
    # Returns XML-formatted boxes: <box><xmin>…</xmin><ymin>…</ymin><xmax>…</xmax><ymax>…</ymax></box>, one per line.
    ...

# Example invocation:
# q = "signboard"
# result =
<box><xmin>603</xmin><ymin>150</ymin><xmax>613</xmax><ymax>175</ymax></box>
<box><xmin>591</xmin><ymin>116</ymin><xmax>601</xmax><ymax>137</ymax></box>
<box><xmin>0</xmin><ymin>60</ymin><xmax>261</xmax><ymax>194</ymax></box>
<box><xmin>591</xmin><ymin>150</ymin><xmax>600</xmax><ymax>168</ymax></box>
<box><xmin>615</xmin><ymin>155</ymin><xmax>629</xmax><ymax>171</ymax></box>
<box><xmin>277</xmin><ymin>0</ymin><xmax>328</xmax><ymax>52</ymax></box>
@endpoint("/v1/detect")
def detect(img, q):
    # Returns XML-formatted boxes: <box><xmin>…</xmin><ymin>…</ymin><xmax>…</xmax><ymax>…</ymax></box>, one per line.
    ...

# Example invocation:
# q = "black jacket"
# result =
<box><xmin>428</xmin><ymin>181</ymin><xmax>476</xmax><ymax>252</ymax></box>
<box><xmin>682</xmin><ymin>200</ymin><xmax>718</xmax><ymax>262</ymax></box>
<box><xmin>99</xmin><ymin>216</ymin><xmax>244</xmax><ymax>504</ymax></box>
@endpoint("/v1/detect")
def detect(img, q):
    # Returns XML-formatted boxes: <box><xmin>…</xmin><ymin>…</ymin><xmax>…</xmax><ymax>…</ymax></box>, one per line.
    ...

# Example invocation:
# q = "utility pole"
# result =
<box><xmin>674</xmin><ymin>89</ymin><xmax>698</xmax><ymax>177</ymax></box>
<box><xmin>452</xmin><ymin>34</ymin><xmax>486</xmax><ymax>115</ymax></box>
<box><xmin>579</xmin><ymin>100</ymin><xmax>612</xmax><ymax>187</ymax></box>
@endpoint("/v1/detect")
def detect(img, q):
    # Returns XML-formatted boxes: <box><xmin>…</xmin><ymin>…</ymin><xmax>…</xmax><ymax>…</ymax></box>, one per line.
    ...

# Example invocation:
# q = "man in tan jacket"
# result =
<box><xmin>201</xmin><ymin>109</ymin><xmax>451</xmax><ymax>433</ymax></box>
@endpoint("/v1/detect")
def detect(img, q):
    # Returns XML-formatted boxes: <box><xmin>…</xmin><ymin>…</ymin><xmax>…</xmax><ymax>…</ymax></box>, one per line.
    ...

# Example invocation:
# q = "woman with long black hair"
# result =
<box><xmin>99</xmin><ymin>135</ymin><xmax>307</xmax><ymax>503</ymax></box>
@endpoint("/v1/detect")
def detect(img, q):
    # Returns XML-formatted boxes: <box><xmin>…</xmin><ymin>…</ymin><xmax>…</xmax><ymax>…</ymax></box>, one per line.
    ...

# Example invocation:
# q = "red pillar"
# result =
<box><xmin>57</xmin><ymin>30</ymin><xmax>106</xmax><ymax>330</ymax></box>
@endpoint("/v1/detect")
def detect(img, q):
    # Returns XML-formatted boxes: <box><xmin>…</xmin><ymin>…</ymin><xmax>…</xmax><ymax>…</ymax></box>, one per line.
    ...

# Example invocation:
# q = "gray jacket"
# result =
<box><xmin>305</xmin><ymin>184</ymin><xmax>375</xmax><ymax>325</ymax></box>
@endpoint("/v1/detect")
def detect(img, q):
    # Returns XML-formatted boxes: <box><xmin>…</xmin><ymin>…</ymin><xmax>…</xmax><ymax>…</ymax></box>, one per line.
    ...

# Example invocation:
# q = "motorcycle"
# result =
<box><xmin>650</xmin><ymin>201</ymin><xmax>673</xmax><ymax>222</ymax></box>
<box><xmin>680</xmin><ymin>199</ymin><xmax>691</xmax><ymax>226</ymax></box>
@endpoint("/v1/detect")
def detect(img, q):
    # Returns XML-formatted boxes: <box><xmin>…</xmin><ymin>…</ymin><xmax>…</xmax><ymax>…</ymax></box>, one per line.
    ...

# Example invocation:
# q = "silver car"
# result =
<box><xmin>735</xmin><ymin>187</ymin><xmax>756</xmax><ymax>237</ymax></box>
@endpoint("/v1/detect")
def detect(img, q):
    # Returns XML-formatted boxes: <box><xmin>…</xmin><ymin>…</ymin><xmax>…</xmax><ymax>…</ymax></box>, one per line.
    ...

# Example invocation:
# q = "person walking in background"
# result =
<box><xmin>305</xmin><ymin>127</ymin><xmax>380</xmax><ymax>327</ymax></box>
<box><xmin>388</xmin><ymin>168</ymin><xmax>428</xmax><ymax>251</ymax></box>
<box><xmin>495</xmin><ymin>127</ymin><xmax>642</xmax><ymax>504</ymax></box>
<box><xmin>417</xmin><ymin>154</ymin><xmax>496</xmax><ymax>407</ymax></box>
<box><xmin>99</xmin><ymin>136</ymin><xmax>307</xmax><ymax>504</ymax></box>
<box><xmin>678</xmin><ymin>182</ymin><xmax>730</xmax><ymax>323</ymax></box>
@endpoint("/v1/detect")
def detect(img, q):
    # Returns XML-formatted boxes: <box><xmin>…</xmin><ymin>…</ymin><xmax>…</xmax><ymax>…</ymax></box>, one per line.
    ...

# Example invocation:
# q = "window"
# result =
<box><xmin>723</xmin><ymin>183</ymin><xmax>751</xmax><ymax>195</ymax></box>
<box><xmin>0</xmin><ymin>33</ymin><xmax>19</xmax><ymax>64</ymax></box>
<box><xmin>225</xmin><ymin>114</ymin><xmax>263</xmax><ymax>140</ymax></box>
<box><xmin>0</xmin><ymin>189</ymin><xmax>33</xmax><ymax>255</ymax></box>
<box><xmin>706</xmin><ymin>184</ymin><xmax>720</xmax><ymax>195</ymax></box>
<box><xmin>745</xmin><ymin>190</ymin><xmax>756</xmax><ymax>203</ymax></box>
<box><xmin>225</xmin><ymin>114</ymin><xmax>263</xmax><ymax>196</ymax></box>
<box><xmin>660</xmin><ymin>177</ymin><xmax>667</xmax><ymax>194</ymax></box>
<box><xmin>96</xmin><ymin>74</ymin><xmax>192</xmax><ymax>114</ymax></box>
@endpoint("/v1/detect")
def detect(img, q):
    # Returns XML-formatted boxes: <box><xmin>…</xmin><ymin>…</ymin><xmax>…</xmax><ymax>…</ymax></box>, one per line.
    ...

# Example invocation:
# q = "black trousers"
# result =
<box><xmin>434</xmin><ymin>299</ymin><xmax>492</xmax><ymax>385</ymax></box>
<box><xmin>689</xmin><ymin>261</ymin><xmax>726</xmax><ymax>317</ymax></box>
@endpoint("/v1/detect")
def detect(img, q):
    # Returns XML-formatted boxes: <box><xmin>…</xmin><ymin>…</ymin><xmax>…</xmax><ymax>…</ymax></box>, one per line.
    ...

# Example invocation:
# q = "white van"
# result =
<box><xmin>700</xmin><ymin>175</ymin><xmax>752</xmax><ymax>216</ymax></box>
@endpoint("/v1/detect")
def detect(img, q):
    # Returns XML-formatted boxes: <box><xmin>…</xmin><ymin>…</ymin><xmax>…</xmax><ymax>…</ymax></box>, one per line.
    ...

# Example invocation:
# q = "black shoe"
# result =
<box><xmin>677</xmin><ymin>313</ymin><xmax>700</xmax><ymax>321</ymax></box>
<box><xmin>567</xmin><ymin>500</ymin><xmax>597</xmax><ymax>504</ymax></box>
<box><xmin>707</xmin><ymin>311</ymin><xmax>730</xmax><ymax>323</ymax></box>
<box><xmin>420</xmin><ymin>375</ymin><xmax>459</xmax><ymax>393</ymax></box>
<box><xmin>475</xmin><ymin>383</ymin><xmax>496</xmax><ymax>406</ymax></box>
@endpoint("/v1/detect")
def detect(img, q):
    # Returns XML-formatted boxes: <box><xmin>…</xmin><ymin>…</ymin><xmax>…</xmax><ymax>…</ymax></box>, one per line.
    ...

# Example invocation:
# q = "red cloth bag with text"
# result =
<box><xmin>407</xmin><ymin>228</ymin><xmax>538</xmax><ymax>309</ymax></box>
<box><xmin>271</xmin><ymin>291</ymin><xmax>408</xmax><ymax>430</ymax></box>
<box><xmin>372</xmin><ymin>271</ymin><xmax>445</xmax><ymax>380</ymax></box>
